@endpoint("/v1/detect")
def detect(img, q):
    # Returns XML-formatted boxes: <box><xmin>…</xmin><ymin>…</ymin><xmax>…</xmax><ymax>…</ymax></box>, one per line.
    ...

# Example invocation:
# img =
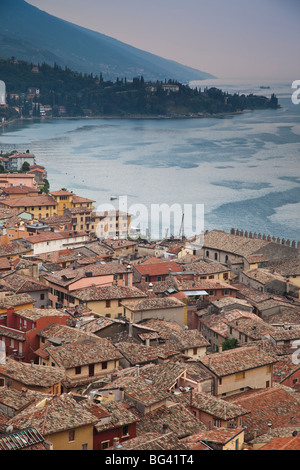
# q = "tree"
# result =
<box><xmin>21</xmin><ymin>161</ymin><xmax>30</xmax><ymax>172</ymax></box>
<box><xmin>40</xmin><ymin>178</ymin><xmax>50</xmax><ymax>194</ymax></box>
<box><xmin>221</xmin><ymin>338</ymin><xmax>238</xmax><ymax>351</ymax></box>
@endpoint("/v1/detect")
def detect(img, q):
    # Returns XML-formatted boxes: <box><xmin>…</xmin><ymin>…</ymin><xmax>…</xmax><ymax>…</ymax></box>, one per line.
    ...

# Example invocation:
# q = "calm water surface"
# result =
<box><xmin>0</xmin><ymin>78</ymin><xmax>299</xmax><ymax>240</ymax></box>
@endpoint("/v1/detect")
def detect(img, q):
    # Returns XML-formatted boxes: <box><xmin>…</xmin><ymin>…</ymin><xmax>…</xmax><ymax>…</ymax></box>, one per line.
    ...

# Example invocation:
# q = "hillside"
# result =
<box><xmin>0</xmin><ymin>0</ymin><xmax>215</xmax><ymax>83</ymax></box>
<box><xmin>0</xmin><ymin>57</ymin><xmax>279</xmax><ymax>120</ymax></box>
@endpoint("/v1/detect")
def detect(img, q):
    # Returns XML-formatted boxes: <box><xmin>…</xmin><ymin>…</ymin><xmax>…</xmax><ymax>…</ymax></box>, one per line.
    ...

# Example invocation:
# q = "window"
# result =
<box><xmin>122</xmin><ymin>425</ymin><xmax>129</xmax><ymax>436</ymax></box>
<box><xmin>101</xmin><ymin>441</ymin><xmax>110</xmax><ymax>450</ymax></box>
<box><xmin>40</xmin><ymin>294</ymin><xmax>45</xmax><ymax>300</ymax></box>
<box><xmin>82</xmin><ymin>444</ymin><xmax>88</xmax><ymax>450</ymax></box>
<box><xmin>105</xmin><ymin>300</ymin><xmax>111</xmax><ymax>308</ymax></box>
<box><xmin>75</xmin><ymin>366</ymin><xmax>81</xmax><ymax>375</ymax></box>
<box><xmin>89</xmin><ymin>364</ymin><xmax>94</xmax><ymax>377</ymax></box>
<box><xmin>102</xmin><ymin>362</ymin><xmax>108</xmax><ymax>370</ymax></box>
<box><xmin>235</xmin><ymin>371</ymin><xmax>245</xmax><ymax>380</ymax></box>
<box><xmin>193</xmin><ymin>347</ymin><xmax>198</xmax><ymax>355</ymax></box>
<box><xmin>69</xmin><ymin>430</ymin><xmax>75</xmax><ymax>442</ymax></box>
<box><xmin>0</xmin><ymin>378</ymin><xmax>5</xmax><ymax>387</ymax></box>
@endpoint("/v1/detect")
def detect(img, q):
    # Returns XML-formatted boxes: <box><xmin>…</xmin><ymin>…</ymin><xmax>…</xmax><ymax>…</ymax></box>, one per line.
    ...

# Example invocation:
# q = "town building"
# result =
<box><xmin>0</xmin><ymin>195</ymin><xmax>57</xmax><ymax>219</ymax></box>
<box><xmin>121</xmin><ymin>297</ymin><xmax>186</xmax><ymax>327</ymax></box>
<box><xmin>7</xmin><ymin>393</ymin><xmax>97</xmax><ymax>450</ymax></box>
<box><xmin>199</xmin><ymin>345</ymin><xmax>278</xmax><ymax>397</ymax></box>
<box><xmin>0</xmin><ymin>307</ymin><xmax>69</xmax><ymax>363</ymax></box>
<box><xmin>42</xmin><ymin>263</ymin><xmax>133</xmax><ymax>309</ymax></box>
<box><xmin>70</xmin><ymin>285</ymin><xmax>147</xmax><ymax>319</ymax></box>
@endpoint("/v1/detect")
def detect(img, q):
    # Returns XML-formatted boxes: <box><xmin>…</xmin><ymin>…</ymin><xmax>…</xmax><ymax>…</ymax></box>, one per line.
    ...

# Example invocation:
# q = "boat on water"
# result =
<box><xmin>110</xmin><ymin>196</ymin><xmax>117</xmax><ymax>200</ymax></box>
<box><xmin>260</xmin><ymin>86</ymin><xmax>270</xmax><ymax>89</ymax></box>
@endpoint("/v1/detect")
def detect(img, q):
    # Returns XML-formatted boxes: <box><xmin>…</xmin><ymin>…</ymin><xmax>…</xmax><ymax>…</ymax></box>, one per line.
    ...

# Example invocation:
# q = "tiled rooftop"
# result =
<box><xmin>45</xmin><ymin>338</ymin><xmax>122</xmax><ymax>368</ymax></box>
<box><xmin>110</xmin><ymin>431</ymin><xmax>189</xmax><ymax>450</ymax></box>
<box><xmin>121</xmin><ymin>297</ymin><xmax>184</xmax><ymax>312</ymax></box>
<box><xmin>37</xmin><ymin>323</ymin><xmax>100</xmax><ymax>345</ymax></box>
<box><xmin>135</xmin><ymin>403</ymin><xmax>207</xmax><ymax>439</ymax></box>
<box><xmin>0</xmin><ymin>358</ymin><xmax>64</xmax><ymax>387</ymax></box>
<box><xmin>102</xmin><ymin>375</ymin><xmax>169</xmax><ymax>407</ymax></box>
<box><xmin>8</xmin><ymin>393</ymin><xmax>97</xmax><ymax>436</ymax></box>
<box><xmin>139</xmin><ymin>319</ymin><xmax>183</xmax><ymax>339</ymax></box>
<box><xmin>1</xmin><ymin>272</ymin><xmax>48</xmax><ymax>293</ymax></box>
<box><xmin>200</xmin><ymin>345</ymin><xmax>277</xmax><ymax>377</ymax></box>
<box><xmin>0</xmin><ymin>387</ymin><xmax>49</xmax><ymax>414</ymax></box>
<box><xmin>203</xmin><ymin>230</ymin><xmax>269</xmax><ymax>257</ymax></box>
<box><xmin>43</xmin><ymin>262</ymin><xmax>130</xmax><ymax>288</ymax></box>
<box><xmin>81</xmin><ymin>399</ymin><xmax>138</xmax><ymax>433</ymax></box>
<box><xmin>139</xmin><ymin>362</ymin><xmax>187</xmax><ymax>391</ymax></box>
<box><xmin>243</xmin><ymin>268</ymin><xmax>287</xmax><ymax>285</ymax></box>
<box><xmin>181</xmin><ymin>427</ymin><xmax>245</xmax><ymax>446</ymax></box>
<box><xmin>134</xmin><ymin>261</ymin><xmax>183</xmax><ymax>277</ymax></box>
<box><xmin>0</xmin><ymin>293</ymin><xmax>34</xmax><ymax>308</ymax></box>
<box><xmin>71</xmin><ymin>285</ymin><xmax>147</xmax><ymax>302</ymax></box>
<box><xmin>116</xmin><ymin>341</ymin><xmax>178</xmax><ymax>365</ymax></box>
<box><xmin>14</xmin><ymin>308</ymin><xmax>68</xmax><ymax>321</ymax></box>
<box><xmin>169</xmin><ymin>329</ymin><xmax>210</xmax><ymax>350</ymax></box>
<box><xmin>224</xmin><ymin>384</ymin><xmax>300</xmax><ymax>441</ymax></box>
<box><xmin>174</xmin><ymin>390</ymin><xmax>249</xmax><ymax>420</ymax></box>
<box><xmin>259</xmin><ymin>436</ymin><xmax>300</xmax><ymax>450</ymax></box>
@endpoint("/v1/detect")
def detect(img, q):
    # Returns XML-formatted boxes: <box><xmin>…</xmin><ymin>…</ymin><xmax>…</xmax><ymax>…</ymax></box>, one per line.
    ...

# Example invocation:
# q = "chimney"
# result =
<box><xmin>162</xmin><ymin>423</ymin><xmax>169</xmax><ymax>434</ymax></box>
<box><xmin>268</xmin><ymin>423</ymin><xmax>272</xmax><ymax>435</ymax></box>
<box><xmin>113</xmin><ymin>437</ymin><xmax>121</xmax><ymax>449</ymax></box>
<box><xmin>218</xmin><ymin>344</ymin><xmax>223</xmax><ymax>353</ymax></box>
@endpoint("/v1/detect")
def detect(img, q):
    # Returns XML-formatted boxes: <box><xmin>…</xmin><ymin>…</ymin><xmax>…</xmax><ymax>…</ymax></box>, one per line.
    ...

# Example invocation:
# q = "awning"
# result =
<box><xmin>182</xmin><ymin>290</ymin><xmax>208</xmax><ymax>296</ymax></box>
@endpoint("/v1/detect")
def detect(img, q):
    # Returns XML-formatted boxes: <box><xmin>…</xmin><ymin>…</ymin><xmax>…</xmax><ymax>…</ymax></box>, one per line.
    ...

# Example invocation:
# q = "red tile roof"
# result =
<box><xmin>134</xmin><ymin>261</ymin><xmax>183</xmax><ymax>277</ymax></box>
<box><xmin>0</xmin><ymin>195</ymin><xmax>57</xmax><ymax>208</ymax></box>
<box><xmin>259</xmin><ymin>436</ymin><xmax>300</xmax><ymax>450</ymax></box>
<box><xmin>25</xmin><ymin>230</ymin><xmax>88</xmax><ymax>244</ymax></box>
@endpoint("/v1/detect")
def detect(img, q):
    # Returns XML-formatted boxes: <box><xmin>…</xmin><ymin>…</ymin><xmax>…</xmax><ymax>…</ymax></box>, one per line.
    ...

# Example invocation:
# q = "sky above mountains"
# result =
<box><xmin>26</xmin><ymin>0</ymin><xmax>300</xmax><ymax>80</ymax></box>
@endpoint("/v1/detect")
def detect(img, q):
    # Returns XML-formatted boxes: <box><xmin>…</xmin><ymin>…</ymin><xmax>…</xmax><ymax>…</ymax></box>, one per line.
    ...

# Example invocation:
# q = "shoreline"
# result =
<box><xmin>0</xmin><ymin>108</ymin><xmax>257</xmax><ymax>128</ymax></box>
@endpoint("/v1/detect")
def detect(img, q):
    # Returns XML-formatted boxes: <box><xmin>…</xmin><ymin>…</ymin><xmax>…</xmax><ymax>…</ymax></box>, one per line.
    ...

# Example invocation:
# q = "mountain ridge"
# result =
<box><xmin>0</xmin><ymin>0</ymin><xmax>215</xmax><ymax>82</ymax></box>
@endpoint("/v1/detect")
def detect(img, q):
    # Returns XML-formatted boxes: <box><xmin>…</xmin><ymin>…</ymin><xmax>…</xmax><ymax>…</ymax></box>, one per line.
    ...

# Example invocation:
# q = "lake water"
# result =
<box><xmin>0</xmin><ymin>78</ymin><xmax>299</xmax><ymax>241</ymax></box>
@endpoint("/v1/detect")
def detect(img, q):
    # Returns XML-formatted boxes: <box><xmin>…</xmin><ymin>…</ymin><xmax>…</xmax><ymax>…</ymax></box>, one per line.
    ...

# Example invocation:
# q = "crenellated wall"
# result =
<box><xmin>230</xmin><ymin>228</ymin><xmax>300</xmax><ymax>250</ymax></box>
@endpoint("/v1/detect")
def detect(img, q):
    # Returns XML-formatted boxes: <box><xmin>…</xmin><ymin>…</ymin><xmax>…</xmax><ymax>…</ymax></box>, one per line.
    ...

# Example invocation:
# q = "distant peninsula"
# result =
<box><xmin>0</xmin><ymin>57</ymin><xmax>279</xmax><ymax>124</ymax></box>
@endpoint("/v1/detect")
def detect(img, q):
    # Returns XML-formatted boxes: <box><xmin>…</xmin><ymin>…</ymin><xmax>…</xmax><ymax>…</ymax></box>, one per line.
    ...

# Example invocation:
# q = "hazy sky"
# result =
<box><xmin>26</xmin><ymin>0</ymin><xmax>300</xmax><ymax>80</ymax></box>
